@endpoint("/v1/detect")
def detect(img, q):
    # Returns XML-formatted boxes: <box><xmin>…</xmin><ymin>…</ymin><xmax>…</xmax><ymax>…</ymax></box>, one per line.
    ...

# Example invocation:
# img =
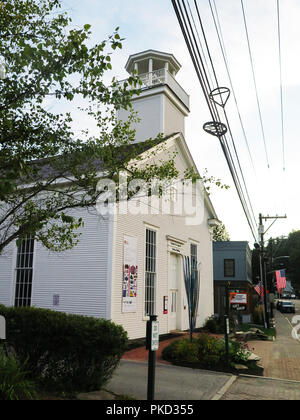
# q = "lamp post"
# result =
<box><xmin>146</xmin><ymin>315</ymin><xmax>159</xmax><ymax>401</ymax></box>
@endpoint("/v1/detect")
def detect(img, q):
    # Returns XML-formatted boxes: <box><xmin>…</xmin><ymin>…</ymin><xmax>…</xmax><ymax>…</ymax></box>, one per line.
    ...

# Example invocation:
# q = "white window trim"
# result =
<box><xmin>143</xmin><ymin>224</ymin><xmax>159</xmax><ymax>320</ymax></box>
<box><xmin>13</xmin><ymin>235</ymin><xmax>36</xmax><ymax>308</ymax></box>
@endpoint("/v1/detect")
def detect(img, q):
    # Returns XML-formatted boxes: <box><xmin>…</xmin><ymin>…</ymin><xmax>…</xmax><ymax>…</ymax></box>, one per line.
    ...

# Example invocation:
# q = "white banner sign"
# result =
<box><xmin>122</xmin><ymin>235</ymin><xmax>138</xmax><ymax>313</ymax></box>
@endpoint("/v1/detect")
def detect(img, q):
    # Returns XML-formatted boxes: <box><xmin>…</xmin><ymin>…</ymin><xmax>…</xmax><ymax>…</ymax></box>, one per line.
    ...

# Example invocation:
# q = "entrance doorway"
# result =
<box><xmin>169</xmin><ymin>253</ymin><xmax>181</xmax><ymax>331</ymax></box>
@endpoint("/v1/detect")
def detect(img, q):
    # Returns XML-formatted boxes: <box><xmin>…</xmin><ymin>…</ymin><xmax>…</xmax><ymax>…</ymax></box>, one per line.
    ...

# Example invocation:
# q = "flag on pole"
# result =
<box><xmin>254</xmin><ymin>281</ymin><xmax>264</xmax><ymax>297</ymax></box>
<box><xmin>275</xmin><ymin>269</ymin><xmax>286</xmax><ymax>292</ymax></box>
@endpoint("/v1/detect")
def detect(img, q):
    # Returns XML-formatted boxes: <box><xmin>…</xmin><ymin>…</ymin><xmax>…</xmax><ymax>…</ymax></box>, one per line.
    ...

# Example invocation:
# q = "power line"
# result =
<box><xmin>209</xmin><ymin>0</ymin><xmax>256</xmax><ymax>175</ymax></box>
<box><xmin>190</xmin><ymin>0</ymin><xmax>258</xmax><ymax>237</ymax></box>
<box><xmin>240</xmin><ymin>0</ymin><xmax>270</xmax><ymax>169</ymax></box>
<box><xmin>208</xmin><ymin>0</ymin><xmax>257</xmax><ymax>225</ymax></box>
<box><xmin>277</xmin><ymin>0</ymin><xmax>285</xmax><ymax>171</ymax></box>
<box><xmin>172</xmin><ymin>0</ymin><xmax>258</xmax><ymax>242</ymax></box>
<box><xmin>186</xmin><ymin>0</ymin><xmax>215</xmax><ymax>89</ymax></box>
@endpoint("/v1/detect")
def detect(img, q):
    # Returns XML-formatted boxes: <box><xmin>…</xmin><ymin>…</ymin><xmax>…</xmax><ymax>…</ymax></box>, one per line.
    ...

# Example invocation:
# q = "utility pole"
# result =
<box><xmin>258</xmin><ymin>214</ymin><xmax>287</xmax><ymax>328</ymax></box>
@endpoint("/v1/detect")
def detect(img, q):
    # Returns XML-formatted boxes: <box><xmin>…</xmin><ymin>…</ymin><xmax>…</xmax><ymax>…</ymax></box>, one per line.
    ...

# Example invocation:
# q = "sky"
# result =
<box><xmin>57</xmin><ymin>0</ymin><xmax>300</xmax><ymax>246</ymax></box>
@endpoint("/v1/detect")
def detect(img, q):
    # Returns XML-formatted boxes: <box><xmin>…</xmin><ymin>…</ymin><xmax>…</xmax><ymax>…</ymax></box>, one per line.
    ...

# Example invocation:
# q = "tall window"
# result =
<box><xmin>145</xmin><ymin>229</ymin><xmax>156</xmax><ymax>316</ymax></box>
<box><xmin>15</xmin><ymin>235</ymin><xmax>35</xmax><ymax>307</ymax></box>
<box><xmin>190</xmin><ymin>244</ymin><xmax>198</xmax><ymax>276</ymax></box>
<box><xmin>224</xmin><ymin>259</ymin><xmax>235</xmax><ymax>277</ymax></box>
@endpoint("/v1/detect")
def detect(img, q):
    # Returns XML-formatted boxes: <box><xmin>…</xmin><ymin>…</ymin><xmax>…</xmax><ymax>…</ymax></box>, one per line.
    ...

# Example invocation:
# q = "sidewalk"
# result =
<box><xmin>246</xmin><ymin>310</ymin><xmax>300</xmax><ymax>382</ymax></box>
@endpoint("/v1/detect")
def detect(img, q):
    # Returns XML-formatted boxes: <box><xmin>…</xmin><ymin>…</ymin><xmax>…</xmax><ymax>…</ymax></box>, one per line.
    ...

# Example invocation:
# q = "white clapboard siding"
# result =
<box><xmin>110</xmin><ymin>135</ymin><xmax>215</xmax><ymax>339</ymax></box>
<box><xmin>0</xmin><ymin>242</ymin><xmax>15</xmax><ymax>306</ymax></box>
<box><xmin>32</xmin><ymin>209</ymin><xmax>113</xmax><ymax>320</ymax></box>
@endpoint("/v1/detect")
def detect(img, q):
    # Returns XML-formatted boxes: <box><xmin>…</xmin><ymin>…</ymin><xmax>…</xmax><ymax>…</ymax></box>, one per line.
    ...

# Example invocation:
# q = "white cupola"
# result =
<box><xmin>117</xmin><ymin>50</ymin><xmax>190</xmax><ymax>143</ymax></box>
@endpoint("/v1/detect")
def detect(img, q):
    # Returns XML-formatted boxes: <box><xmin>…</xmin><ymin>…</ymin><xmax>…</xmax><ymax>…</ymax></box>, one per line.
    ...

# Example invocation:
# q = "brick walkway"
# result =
<box><xmin>246</xmin><ymin>309</ymin><xmax>300</xmax><ymax>381</ymax></box>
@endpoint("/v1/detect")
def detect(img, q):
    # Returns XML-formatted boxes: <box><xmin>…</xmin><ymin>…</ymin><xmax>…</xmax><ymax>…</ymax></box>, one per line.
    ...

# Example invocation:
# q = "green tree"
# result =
<box><xmin>212</xmin><ymin>222</ymin><xmax>230</xmax><ymax>242</ymax></box>
<box><xmin>265</xmin><ymin>232</ymin><xmax>300</xmax><ymax>292</ymax></box>
<box><xmin>0</xmin><ymin>0</ymin><xmax>181</xmax><ymax>254</ymax></box>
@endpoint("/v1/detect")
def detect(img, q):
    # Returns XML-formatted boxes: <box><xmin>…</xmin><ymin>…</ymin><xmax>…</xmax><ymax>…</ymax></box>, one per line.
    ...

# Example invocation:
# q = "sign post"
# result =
<box><xmin>224</xmin><ymin>315</ymin><xmax>230</xmax><ymax>369</ymax></box>
<box><xmin>0</xmin><ymin>315</ymin><xmax>5</xmax><ymax>340</ymax></box>
<box><xmin>224</xmin><ymin>283</ymin><xmax>230</xmax><ymax>369</ymax></box>
<box><xmin>146</xmin><ymin>315</ymin><xmax>159</xmax><ymax>401</ymax></box>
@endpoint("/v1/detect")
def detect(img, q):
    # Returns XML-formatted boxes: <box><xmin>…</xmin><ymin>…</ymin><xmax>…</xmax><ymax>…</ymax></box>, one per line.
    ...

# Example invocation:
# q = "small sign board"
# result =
<box><xmin>226</xmin><ymin>317</ymin><xmax>230</xmax><ymax>335</ymax></box>
<box><xmin>230</xmin><ymin>293</ymin><xmax>247</xmax><ymax>305</ymax></box>
<box><xmin>232</xmin><ymin>304</ymin><xmax>246</xmax><ymax>311</ymax></box>
<box><xmin>0</xmin><ymin>315</ymin><xmax>6</xmax><ymax>340</ymax></box>
<box><xmin>151</xmin><ymin>321</ymin><xmax>159</xmax><ymax>351</ymax></box>
<box><xmin>163</xmin><ymin>296</ymin><xmax>168</xmax><ymax>314</ymax></box>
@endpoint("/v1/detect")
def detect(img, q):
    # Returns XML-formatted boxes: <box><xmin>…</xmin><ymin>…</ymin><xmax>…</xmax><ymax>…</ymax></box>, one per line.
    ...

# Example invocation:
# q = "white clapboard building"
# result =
<box><xmin>0</xmin><ymin>50</ymin><xmax>219</xmax><ymax>339</ymax></box>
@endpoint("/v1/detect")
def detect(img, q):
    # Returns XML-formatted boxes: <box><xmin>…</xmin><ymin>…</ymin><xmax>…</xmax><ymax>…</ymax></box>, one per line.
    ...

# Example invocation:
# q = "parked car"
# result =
<box><xmin>276</xmin><ymin>300</ymin><xmax>284</xmax><ymax>310</ymax></box>
<box><xmin>280</xmin><ymin>301</ymin><xmax>295</xmax><ymax>313</ymax></box>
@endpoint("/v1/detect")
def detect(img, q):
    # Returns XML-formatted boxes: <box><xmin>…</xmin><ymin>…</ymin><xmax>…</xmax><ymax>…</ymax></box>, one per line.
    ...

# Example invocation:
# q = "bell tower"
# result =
<box><xmin>117</xmin><ymin>50</ymin><xmax>190</xmax><ymax>143</ymax></box>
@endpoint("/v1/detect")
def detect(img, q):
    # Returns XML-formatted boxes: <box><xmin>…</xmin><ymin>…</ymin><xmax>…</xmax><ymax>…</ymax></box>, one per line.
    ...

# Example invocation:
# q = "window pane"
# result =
<box><xmin>224</xmin><ymin>259</ymin><xmax>235</xmax><ymax>277</ymax></box>
<box><xmin>191</xmin><ymin>244</ymin><xmax>197</xmax><ymax>273</ymax></box>
<box><xmin>145</xmin><ymin>230</ymin><xmax>156</xmax><ymax>316</ymax></box>
<box><xmin>15</xmin><ymin>236</ymin><xmax>34</xmax><ymax>308</ymax></box>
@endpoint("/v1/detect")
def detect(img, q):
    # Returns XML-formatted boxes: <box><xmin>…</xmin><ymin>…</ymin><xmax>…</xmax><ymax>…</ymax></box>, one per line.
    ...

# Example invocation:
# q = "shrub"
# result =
<box><xmin>162</xmin><ymin>339</ymin><xmax>198</xmax><ymax>364</ymax></box>
<box><xmin>0</xmin><ymin>305</ymin><xmax>128</xmax><ymax>394</ymax></box>
<box><xmin>162</xmin><ymin>333</ymin><xmax>251</xmax><ymax>370</ymax></box>
<box><xmin>203</xmin><ymin>316</ymin><xmax>224</xmax><ymax>334</ymax></box>
<box><xmin>196</xmin><ymin>333</ymin><xmax>223</xmax><ymax>367</ymax></box>
<box><xmin>203</xmin><ymin>316</ymin><xmax>218</xmax><ymax>333</ymax></box>
<box><xmin>0</xmin><ymin>346</ymin><xmax>37</xmax><ymax>400</ymax></box>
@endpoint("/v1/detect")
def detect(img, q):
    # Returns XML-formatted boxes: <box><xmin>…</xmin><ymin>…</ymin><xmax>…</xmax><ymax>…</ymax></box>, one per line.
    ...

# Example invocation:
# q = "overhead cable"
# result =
<box><xmin>208</xmin><ymin>0</ymin><xmax>257</xmax><ymax>228</ymax></box>
<box><xmin>192</xmin><ymin>0</ymin><xmax>257</xmax><ymax>229</ymax></box>
<box><xmin>171</xmin><ymin>0</ymin><xmax>258</xmax><ymax>242</ymax></box>
<box><xmin>209</xmin><ymin>0</ymin><xmax>256</xmax><ymax>175</ymax></box>
<box><xmin>240</xmin><ymin>0</ymin><xmax>270</xmax><ymax>169</ymax></box>
<box><xmin>277</xmin><ymin>0</ymin><xmax>285</xmax><ymax>171</ymax></box>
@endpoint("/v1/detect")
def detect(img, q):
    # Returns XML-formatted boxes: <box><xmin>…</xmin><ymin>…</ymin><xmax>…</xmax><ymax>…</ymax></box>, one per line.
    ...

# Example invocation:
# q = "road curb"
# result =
<box><xmin>239</xmin><ymin>373</ymin><xmax>300</xmax><ymax>385</ymax></box>
<box><xmin>211</xmin><ymin>375</ymin><xmax>238</xmax><ymax>400</ymax></box>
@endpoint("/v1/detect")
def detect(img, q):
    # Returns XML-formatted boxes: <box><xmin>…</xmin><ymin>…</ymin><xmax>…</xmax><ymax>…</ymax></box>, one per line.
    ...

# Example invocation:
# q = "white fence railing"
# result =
<box><xmin>118</xmin><ymin>69</ymin><xmax>190</xmax><ymax>110</ymax></box>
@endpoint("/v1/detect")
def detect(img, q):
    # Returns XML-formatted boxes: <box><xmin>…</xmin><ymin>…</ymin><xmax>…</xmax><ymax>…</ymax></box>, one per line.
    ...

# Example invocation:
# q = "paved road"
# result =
<box><xmin>106</xmin><ymin>359</ymin><xmax>300</xmax><ymax>401</ymax></box>
<box><xmin>107</xmin><ymin>360</ymin><xmax>233</xmax><ymax>400</ymax></box>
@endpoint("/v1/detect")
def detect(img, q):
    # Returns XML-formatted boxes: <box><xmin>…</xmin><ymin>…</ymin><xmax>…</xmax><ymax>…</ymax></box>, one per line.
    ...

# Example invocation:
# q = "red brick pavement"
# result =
<box><xmin>122</xmin><ymin>332</ymin><xmax>220</xmax><ymax>365</ymax></box>
<box><xmin>123</xmin><ymin>333</ymin><xmax>193</xmax><ymax>365</ymax></box>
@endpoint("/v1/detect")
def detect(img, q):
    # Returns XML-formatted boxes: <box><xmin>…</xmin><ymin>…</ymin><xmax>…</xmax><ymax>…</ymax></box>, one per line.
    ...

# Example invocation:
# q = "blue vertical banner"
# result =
<box><xmin>182</xmin><ymin>256</ymin><xmax>200</xmax><ymax>340</ymax></box>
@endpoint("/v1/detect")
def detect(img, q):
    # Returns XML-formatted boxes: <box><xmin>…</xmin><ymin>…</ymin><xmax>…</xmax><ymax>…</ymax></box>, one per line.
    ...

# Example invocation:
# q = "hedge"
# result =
<box><xmin>0</xmin><ymin>305</ymin><xmax>128</xmax><ymax>393</ymax></box>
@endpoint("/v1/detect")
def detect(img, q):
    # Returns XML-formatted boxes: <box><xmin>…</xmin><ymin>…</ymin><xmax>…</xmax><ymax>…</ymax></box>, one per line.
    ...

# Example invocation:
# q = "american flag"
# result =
<box><xmin>254</xmin><ymin>281</ymin><xmax>264</xmax><ymax>297</ymax></box>
<box><xmin>276</xmin><ymin>269</ymin><xmax>286</xmax><ymax>292</ymax></box>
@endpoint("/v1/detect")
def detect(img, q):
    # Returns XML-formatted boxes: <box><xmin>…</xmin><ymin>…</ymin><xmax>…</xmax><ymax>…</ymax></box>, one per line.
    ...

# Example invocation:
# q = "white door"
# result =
<box><xmin>169</xmin><ymin>253</ymin><xmax>180</xmax><ymax>331</ymax></box>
